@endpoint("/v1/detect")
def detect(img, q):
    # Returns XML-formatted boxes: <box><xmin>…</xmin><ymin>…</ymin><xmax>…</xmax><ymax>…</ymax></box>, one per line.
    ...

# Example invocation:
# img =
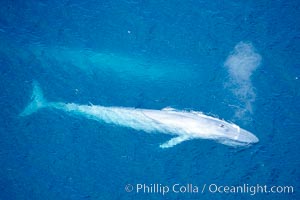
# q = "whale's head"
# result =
<box><xmin>213</xmin><ymin>121</ymin><xmax>259</xmax><ymax>147</ymax></box>
<box><xmin>191</xmin><ymin>112</ymin><xmax>259</xmax><ymax>147</ymax></box>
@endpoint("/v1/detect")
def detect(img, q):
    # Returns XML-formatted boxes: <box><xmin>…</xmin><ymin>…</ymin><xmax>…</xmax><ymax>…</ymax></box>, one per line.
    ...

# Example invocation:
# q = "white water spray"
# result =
<box><xmin>224</xmin><ymin>42</ymin><xmax>262</xmax><ymax>119</ymax></box>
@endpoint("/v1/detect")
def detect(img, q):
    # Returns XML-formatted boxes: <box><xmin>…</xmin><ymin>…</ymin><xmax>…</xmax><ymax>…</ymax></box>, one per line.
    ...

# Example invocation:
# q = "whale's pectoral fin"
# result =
<box><xmin>160</xmin><ymin>136</ymin><xmax>190</xmax><ymax>148</ymax></box>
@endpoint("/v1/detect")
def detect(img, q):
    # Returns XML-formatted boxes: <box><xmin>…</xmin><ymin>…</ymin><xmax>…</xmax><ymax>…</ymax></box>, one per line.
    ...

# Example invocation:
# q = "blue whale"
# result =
<box><xmin>20</xmin><ymin>82</ymin><xmax>259</xmax><ymax>148</ymax></box>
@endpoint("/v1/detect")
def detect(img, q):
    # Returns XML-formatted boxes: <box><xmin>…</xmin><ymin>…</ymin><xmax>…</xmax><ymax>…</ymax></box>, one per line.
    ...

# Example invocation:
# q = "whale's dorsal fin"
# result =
<box><xmin>162</xmin><ymin>107</ymin><xmax>176</xmax><ymax>111</ymax></box>
<box><xmin>160</xmin><ymin>135</ymin><xmax>190</xmax><ymax>148</ymax></box>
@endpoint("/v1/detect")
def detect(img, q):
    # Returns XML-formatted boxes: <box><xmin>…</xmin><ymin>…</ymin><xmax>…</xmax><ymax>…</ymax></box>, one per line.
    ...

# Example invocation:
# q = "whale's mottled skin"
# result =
<box><xmin>20</xmin><ymin>82</ymin><xmax>259</xmax><ymax>148</ymax></box>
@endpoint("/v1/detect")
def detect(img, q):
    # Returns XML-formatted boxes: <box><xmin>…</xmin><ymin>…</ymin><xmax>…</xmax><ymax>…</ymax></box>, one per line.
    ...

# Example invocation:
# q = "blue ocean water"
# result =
<box><xmin>0</xmin><ymin>0</ymin><xmax>299</xmax><ymax>199</ymax></box>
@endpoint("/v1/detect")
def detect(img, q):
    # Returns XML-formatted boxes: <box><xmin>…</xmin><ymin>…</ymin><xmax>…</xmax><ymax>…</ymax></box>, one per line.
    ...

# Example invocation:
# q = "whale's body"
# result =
<box><xmin>20</xmin><ymin>82</ymin><xmax>259</xmax><ymax>148</ymax></box>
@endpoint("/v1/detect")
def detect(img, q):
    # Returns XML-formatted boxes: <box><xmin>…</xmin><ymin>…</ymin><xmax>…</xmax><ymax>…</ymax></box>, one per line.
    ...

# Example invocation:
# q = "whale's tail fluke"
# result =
<box><xmin>20</xmin><ymin>81</ymin><xmax>46</xmax><ymax>116</ymax></box>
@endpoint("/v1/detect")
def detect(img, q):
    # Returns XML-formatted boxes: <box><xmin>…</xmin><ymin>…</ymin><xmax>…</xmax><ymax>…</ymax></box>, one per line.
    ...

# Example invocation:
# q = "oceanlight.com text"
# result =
<box><xmin>207</xmin><ymin>183</ymin><xmax>294</xmax><ymax>195</ymax></box>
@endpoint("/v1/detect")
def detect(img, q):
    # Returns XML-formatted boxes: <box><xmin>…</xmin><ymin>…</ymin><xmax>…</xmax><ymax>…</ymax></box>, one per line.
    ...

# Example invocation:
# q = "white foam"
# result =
<box><xmin>224</xmin><ymin>42</ymin><xmax>261</xmax><ymax>119</ymax></box>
